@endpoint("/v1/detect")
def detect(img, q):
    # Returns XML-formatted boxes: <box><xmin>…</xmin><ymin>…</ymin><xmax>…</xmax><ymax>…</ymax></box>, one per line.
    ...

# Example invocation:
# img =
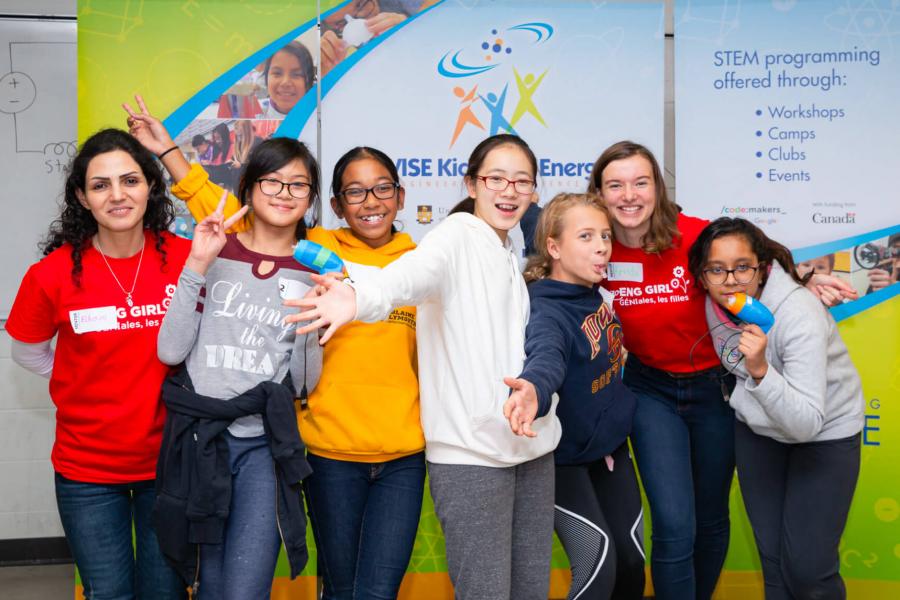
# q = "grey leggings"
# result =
<box><xmin>736</xmin><ymin>421</ymin><xmax>860</xmax><ymax>600</ymax></box>
<box><xmin>428</xmin><ymin>453</ymin><xmax>555</xmax><ymax>600</ymax></box>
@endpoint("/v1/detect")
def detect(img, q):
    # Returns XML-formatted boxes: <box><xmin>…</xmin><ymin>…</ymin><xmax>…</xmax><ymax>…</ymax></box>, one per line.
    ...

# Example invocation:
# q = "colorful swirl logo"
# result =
<box><xmin>436</xmin><ymin>22</ymin><xmax>554</xmax><ymax>78</ymax></box>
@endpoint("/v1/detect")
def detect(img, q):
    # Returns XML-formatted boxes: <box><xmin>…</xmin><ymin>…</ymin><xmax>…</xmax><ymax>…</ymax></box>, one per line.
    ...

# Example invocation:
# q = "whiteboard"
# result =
<box><xmin>0</xmin><ymin>16</ymin><xmax>76</xmax><ymax>320</ymax></box>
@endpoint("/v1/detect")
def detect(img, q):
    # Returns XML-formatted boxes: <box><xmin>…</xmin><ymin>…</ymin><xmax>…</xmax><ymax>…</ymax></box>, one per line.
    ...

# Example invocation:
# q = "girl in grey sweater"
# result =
<box><xmin>688</xmin><ymin>217</ymin><xmax>864</xmax><ymax>600</ymax></box>
<box><xmin>157</xmin><ymin>138</ymin><xmax>322</xmax><ymax>599</ymax></box>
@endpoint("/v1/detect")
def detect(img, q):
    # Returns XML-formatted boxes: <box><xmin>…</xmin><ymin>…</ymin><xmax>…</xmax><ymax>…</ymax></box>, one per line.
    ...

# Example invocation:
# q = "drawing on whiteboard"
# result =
<box><xmin>0</xmin><ymin>41</ymin><xmax>76</xmax><ymax>158</ymax></box>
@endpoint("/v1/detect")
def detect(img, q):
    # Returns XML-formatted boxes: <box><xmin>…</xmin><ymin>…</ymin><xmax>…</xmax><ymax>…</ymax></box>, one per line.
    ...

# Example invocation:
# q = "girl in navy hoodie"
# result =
<box><xmin>504</xmin><ymin>193</ymin><xmax>645</xmax><ymax>600</ymax></box>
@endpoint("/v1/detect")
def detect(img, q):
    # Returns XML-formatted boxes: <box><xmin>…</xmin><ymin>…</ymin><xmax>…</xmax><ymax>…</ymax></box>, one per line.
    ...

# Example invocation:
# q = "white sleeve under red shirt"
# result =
<box><xmin>605</xmin><ymin>213</ymin><xmax>719</xmax><ymax>373</ymax></box>
<box><xmin>6</xmin><ymin>231</ymin><xmax>191</xmax><ymax>484</ymax></box>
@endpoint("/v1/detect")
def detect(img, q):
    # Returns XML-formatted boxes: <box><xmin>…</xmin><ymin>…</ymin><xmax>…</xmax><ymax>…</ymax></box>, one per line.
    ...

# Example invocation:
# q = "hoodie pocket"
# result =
<box><xmin>467</xmin><ymin>384</ymin><xmax>560</xmax><ymax>463</ymax></box>
<box><xmin>304</xmin><ymin>381</ymin><xmax>423</xmax><ymax>455</ymax></box>
<box><xmin>469</xmin><ymin>381</ymin><xmax>507</xmax><ymax>427</ymax></box>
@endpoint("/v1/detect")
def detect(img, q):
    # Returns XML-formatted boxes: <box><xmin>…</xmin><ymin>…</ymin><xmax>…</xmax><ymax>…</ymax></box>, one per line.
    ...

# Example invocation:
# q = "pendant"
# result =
<box><xmin>126</xmin><ymin>294</ymin><xmax>134</xmax><ymax>307</ymax></box>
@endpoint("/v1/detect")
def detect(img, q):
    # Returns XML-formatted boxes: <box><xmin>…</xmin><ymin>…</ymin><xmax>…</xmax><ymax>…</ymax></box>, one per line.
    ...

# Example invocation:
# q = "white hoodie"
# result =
<box><xmin>352</xmin><ymin>213</ymin><xmax>562</xmax><ymax>466</ymax></box>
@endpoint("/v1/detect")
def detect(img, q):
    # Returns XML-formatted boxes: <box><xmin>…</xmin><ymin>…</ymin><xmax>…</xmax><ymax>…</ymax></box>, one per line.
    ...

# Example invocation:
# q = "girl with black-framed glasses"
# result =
<box><xmin>688</xmin><ymin>217</ymin><xmax>863</xmax><ymax>599</ymax></box>
<box><xmin>126</xmin><ymin>97</ymin><xmax>424</xmax><ymax>599</ymax></box>
<box><xmin>125</xmin><ymin>96</ymin><xmax>322</xmax><ymax>599</ymax></box>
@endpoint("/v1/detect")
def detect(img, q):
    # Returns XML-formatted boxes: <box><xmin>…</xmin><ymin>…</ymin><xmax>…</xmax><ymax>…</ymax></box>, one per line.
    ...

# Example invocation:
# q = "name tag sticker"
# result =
<box><xmin>69</xmin><ymin>306</ymin><xmax>119</xmax><ymax>334</ymax></box>
<box><xmin>278</xmin><ymin>278</ymin><xmax>311</xmax><ymax>300</ymax></box>
<box><xmin>607</xmin><ymin>262</ymin><xmax>644</xmax><ymax>282</ymax></box>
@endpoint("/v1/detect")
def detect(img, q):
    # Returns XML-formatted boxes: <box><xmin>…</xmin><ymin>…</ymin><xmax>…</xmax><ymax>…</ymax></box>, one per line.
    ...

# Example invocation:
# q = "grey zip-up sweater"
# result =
<box><xmin>705</xmin><ymin>262</ymin><xmax>864</xmax><ymax>443</ymax></box>
<box><xmin>158</xmin><ymin>235</ymin><xmax>323</xmax><ymax>437</ymax></box>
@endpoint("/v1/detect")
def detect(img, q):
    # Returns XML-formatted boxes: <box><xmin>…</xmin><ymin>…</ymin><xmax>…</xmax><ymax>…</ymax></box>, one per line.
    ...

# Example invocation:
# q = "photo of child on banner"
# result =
<box><xmin>211</xmin><ymin>30</ymin><xmax>317</xmax><ymax>120</ymax></box>
<box><xmin>858</xmin><ymin>233</ymin><xmax>900</xmax><ymax>294</ymax></box>
<box><xmin>320</xmin><ymin>0</ymin><xmax>441</xmax><ymax>75</ymax></box>
<box><xmin>789</xmin><ymin>230</ymin><xmax>900</xmax><ymax>303</ymax></box>
<box><xmin>174</xmin><ymin>120</ymin><xmax>277</xmax><ymax>192</ymax></box>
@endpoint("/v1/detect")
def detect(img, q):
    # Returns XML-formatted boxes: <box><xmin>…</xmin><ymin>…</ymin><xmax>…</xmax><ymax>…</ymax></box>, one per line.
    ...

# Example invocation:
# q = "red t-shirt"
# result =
<box><xmin>6</xmin><ymin>231</ymin><xmax>191</xmax><ymax>484</ymax></box>
<box><xmin>606</xmin><ymin>213</ymin><xmax>718</xmax><ymax>373</ymax></box>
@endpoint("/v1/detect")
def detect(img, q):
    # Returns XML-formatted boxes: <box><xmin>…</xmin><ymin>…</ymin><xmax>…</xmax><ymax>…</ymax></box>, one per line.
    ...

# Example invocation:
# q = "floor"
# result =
<box><xmin>0</xmin><ymin>564</ymin><xmax>654</xmax><ymax>599</ymax></box>
<box><xmin>0</xmin><ymin>564</ymin><xmax>74</xmax><ymax>599</ymax></box>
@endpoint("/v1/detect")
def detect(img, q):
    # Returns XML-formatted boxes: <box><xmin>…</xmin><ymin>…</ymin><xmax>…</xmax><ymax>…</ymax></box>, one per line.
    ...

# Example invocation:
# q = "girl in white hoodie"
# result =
<box><xmin>687</xmin><ymin>217</ymin><xmax>864</xmax><ymax>600</ymax></box>
<box><xmin>287</xmin><ymin>134</ymin><xmax>562</xmax><ymax>600</ymax></box>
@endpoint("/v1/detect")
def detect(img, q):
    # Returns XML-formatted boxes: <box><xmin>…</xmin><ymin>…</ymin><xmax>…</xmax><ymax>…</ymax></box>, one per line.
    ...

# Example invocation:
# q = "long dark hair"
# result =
<box><xmin>43</xmin><ymin>128</ymin><xmax>174</xmax><ymax>283</ymax></box>
<box><xmin>211</xmin><ymin>122</ymin><xmax>232</xmax><ymax>163</ymax></box>
<box><xmin>235</xmin><ymin>136</ymin><xmax>320</xmax><ymax>241</ymax></box>
<box><xmin>450</xmin><ymin>134</ymin><xmax>538</xmax><ymax>215</ymax></box>
<box><xmin>588</xmin><ymin>140</ymin><xmax>680</xmax><ymax>253</ymax></box>
<box><xmin>687</xmin><ymin>217</ymin><xmax>805</xmax><ymax>287</ymax></box>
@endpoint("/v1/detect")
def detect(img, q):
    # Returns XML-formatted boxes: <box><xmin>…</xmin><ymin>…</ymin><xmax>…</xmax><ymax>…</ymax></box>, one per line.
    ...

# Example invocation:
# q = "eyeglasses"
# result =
<box><xmin>702</xmin><ymin>265</ymin><xmax>760</xmax><ymax>285</ymax></box>
<box><xmin>476</xmin><ymin>175</ymin><xmax>536</xmax><ymax>195</ymax></box>
<box><xmin>338</xmin><ymin>182</ymin><xmax>400</xmax><ymax>205</ymax></box>
<box><xmin>257</xmin><ymin>178</ymin><xmax>312</xmax><ymax>199</ymax></box>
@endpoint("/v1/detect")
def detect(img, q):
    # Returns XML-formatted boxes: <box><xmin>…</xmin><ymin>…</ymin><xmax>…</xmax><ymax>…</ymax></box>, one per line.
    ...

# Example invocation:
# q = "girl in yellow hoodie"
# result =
<box><xmin>125</xmin><ymin>97</ymin><xmax>425</xmax><ymax>600</ymax></box>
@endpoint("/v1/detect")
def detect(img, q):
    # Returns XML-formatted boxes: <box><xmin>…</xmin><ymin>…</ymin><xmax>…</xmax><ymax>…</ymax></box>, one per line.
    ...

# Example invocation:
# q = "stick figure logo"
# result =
<box><xmin>438</xmin><ymin>23</ymin><xmax>554</xmax><ymax>147</ymax></box>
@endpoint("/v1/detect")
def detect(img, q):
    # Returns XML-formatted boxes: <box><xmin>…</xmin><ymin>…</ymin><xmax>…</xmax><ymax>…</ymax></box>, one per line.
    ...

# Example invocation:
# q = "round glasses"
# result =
<box><xmin>256</xmin><ymin>178</ymin><xmax>312</xmax><ymax>200</ymax></box>
<box><xmin>476</xmin><ymin>175</ymin><xmax>536</xmax><ymax>194</ymax></box>
<box><xmin>338</xmin><ymin>182</ymin><xmax>400</xmax><ymax>205</ymax></box>
<box><xmin>702</xmin><ymin>265</ymin><xmax>760</xmax><ymax>285</ymax></box>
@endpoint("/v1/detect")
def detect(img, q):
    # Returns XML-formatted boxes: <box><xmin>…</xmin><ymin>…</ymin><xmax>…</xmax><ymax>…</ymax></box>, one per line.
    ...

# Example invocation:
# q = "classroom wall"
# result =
<box><xmin>0</xmin><ymin>0</ymin><xmax>75</xmax><ymax>545</ymax></box>
<box><xmin>1</xmin><ymin>1</ymin><xmax>75</xmax><ymax>16</ymax></box>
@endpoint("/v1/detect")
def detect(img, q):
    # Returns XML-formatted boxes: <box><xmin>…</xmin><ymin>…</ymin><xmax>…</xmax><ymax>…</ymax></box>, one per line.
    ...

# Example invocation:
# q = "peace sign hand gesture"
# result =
<box><xmin>185</xmin><ymin>190</ymin><xmax>249</xmax><ymax>276</ymax></box>
<box><xmin>122</xmin><ymin>94</ymin><xmax>176</xmax><ymax>156</ymax></box>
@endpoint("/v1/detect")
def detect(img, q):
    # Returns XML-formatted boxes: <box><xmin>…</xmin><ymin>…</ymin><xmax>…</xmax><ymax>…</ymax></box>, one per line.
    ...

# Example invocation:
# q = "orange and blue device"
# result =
<box><xmin>293</xmin><ymin>240</ymin><xmax>345</xmax><ymax>274</ymax></box>
<box><xmin>725</xmin><ymin>292</ymin><xmax>774</xmax><ymax>333</ymax></box>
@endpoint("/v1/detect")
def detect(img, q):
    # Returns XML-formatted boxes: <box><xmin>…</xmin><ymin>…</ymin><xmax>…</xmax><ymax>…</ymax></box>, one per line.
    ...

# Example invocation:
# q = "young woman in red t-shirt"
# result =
<box><xmin>7</xmin><ymin>129</ymin><xmax>197</xmax><ymax>599</ymax></box>
<box><xmin>585</xmin><ymin>141</ymin><xmax>733</xmax><ymax>600</ymax></box>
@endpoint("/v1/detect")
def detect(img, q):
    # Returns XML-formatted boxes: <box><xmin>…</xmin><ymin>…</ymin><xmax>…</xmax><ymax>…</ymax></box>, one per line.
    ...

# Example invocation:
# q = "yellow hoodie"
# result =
<box><xmin>302</xmin><ymin>227</ymin><xmax>422</xmax><ymax>461</ymax></box>
<box><xmin>172</xmin><ymin>163</ymin><xmax>424</xmax><ymax>461</ymax></box>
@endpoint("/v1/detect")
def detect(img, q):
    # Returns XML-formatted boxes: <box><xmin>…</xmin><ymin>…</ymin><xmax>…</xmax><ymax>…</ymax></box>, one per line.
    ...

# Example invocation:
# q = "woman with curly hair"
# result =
<box><xmin>5</xmin><ymin>128</ymin><xmax>209</xmax><ymax>599</ymax></box>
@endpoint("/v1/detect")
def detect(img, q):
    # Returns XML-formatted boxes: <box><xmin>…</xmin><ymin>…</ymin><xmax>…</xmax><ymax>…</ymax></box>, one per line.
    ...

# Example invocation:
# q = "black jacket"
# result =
<box><xmin>153</xmin><ymin>368</ymin><xmax>312</xmax><ymax>588</ymax></box>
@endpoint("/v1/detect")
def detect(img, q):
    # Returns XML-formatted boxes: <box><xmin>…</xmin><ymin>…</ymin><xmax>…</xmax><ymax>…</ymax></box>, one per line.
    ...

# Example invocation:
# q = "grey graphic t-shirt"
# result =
<box><xmin>158</xmin><ymin>234</ymin><xmax>322</xmax><ymax>437</ymax></box>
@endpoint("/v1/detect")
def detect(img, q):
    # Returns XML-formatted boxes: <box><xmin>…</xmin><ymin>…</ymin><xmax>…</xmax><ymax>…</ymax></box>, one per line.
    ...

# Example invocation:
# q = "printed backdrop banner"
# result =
<box><xmin>308</xmin><ymin>0</ymin><xmax>665</xmax><ymax>243</ymax></box>
<box><xmin>675</xmin><ymin>0</ymin><xmax>900</xmax><ymax>596</ymax></box>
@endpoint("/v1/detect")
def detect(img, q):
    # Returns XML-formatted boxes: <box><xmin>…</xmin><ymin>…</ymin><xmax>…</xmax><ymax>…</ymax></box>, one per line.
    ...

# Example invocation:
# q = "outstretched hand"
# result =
<box><xmin>283</xmin><ymin>274</ymin><xmax>357</xmax><ymax>344</ymax></box>
<box><xmin>123</xmin><ymin>94</ymin><xmax>176</xmax><ymax>156</ymax></box>
<box><xmin>185</xmin><ymin>190</ymin><xmax>248</xmax><ymax>275</ymax></box>
<box><xmin>806</xmin><ymin>273</ymin><xmax>858</xmax><ymax>306</ymax></box>
<box><xmin>502</xmin><ymin>377</ymin><xmax>539</xmax><ymax>438</ymax></box>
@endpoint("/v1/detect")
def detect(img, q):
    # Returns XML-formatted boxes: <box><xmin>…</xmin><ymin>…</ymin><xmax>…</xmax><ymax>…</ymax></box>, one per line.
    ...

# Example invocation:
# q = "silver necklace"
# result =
<box><xmin>95</xmin><ymin>235</ymin><xmax>145</xmax><ymax>307</ymax></box>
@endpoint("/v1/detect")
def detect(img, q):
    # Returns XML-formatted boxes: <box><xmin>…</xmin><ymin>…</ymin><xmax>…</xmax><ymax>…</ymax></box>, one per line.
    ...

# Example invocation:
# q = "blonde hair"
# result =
<box><xmin>523</xmin><ymin>193</ymin><xmax>611</xmax><ymax>283</ymax></box>
<box><xmin>233</xmin><ymin>120</ymin><xmax>257</xmax><ymax>164</ymax></box>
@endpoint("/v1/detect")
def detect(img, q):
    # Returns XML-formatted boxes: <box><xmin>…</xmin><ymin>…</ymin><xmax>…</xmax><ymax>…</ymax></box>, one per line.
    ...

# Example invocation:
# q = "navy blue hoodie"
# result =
<box><xmin>519</xmin><ymin>278</ymin><xmax>636</xmax><ymax>465</ymax></box>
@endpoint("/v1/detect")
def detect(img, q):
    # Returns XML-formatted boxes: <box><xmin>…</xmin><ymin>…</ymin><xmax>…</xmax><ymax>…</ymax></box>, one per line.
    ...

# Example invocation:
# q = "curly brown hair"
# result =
<box><xmin>42</xmin><ymin>129</ymin><xmax>175</xmax><ymax>283</ymax></box>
